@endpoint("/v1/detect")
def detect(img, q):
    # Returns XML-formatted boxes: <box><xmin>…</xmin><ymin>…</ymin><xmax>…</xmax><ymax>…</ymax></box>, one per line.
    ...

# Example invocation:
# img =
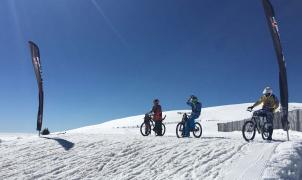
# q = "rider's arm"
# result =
<box><xmin>273</xmin><ymin>96</ymin><xmax>280</xmax><ymax>111</ymax></box>
<box><xmin>186</xmin><ymin>101</ymin><xmax>192</xmax><ymax>106</ymax></box>
<box><xmin>274</xmin><ymin>103</ymin><xmax>280</xmax><ymax>112</ymax></box>
<box><xmin>253</xmin><ymin>96</ymin><xmax>263</xmax><ymax>107</ymax></box>
<box><xmin>149</xmin><ymin>106</ymin><xmax>155</xmax><ymax>114</ymax></box>
<box><xmin>251</xmin><ymin>96</ymin><xmax>264</xmax><ymax>108</ymax></box>
<box><xmin>187</xmin><ymin>101</ymin><xmax>197</xmax><ymax>110</ymax></box>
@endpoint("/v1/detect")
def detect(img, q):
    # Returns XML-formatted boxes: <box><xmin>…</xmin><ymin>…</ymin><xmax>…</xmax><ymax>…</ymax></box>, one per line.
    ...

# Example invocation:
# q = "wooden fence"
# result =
<box><xmin>217</xmin><ymin>110</ymin><xmax>302</xmax><ymax>132</ymax></box>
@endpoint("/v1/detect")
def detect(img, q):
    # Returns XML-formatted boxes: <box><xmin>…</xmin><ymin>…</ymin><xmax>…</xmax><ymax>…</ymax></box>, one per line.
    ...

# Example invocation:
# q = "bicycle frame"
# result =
<box><xmin>181</xmin><ymin>114</ymin><xmax>188</xmax><ymax>123</ymax></box>
<box><xmin>251</xmin><ymin>112</ymin><xmax>268</xmax><ymax>134</ymax></box>
<box><xmin>180</xmin><ymin>113</ymin><xmax>198</xmax><ymax>131</ymax></box>
<box><xmin>176</xmin><ymin>112</ymin><xmax>202</xmax><ymax>138</ymax></box>
<box><xmin>149</xmin><ymin>119</ymin><xmax>155</xmax><ymax>128</ymax></box>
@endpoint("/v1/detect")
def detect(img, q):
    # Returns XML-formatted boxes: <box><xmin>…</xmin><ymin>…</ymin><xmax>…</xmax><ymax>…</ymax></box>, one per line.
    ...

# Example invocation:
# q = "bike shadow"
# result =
<box><xmin>267</xmin><ymin>139</ymin><xmax>287</xmax><ymax>143</ymax></box>
<box><xmin>42</xmin><ymin>137</ymin><xmax>74</xmax><ymax>151</ymax></box>
<box><xmin>201</xmin><ymin>136</ymin><xmax>232</xmax><ymax>140</ymax></box>
<box><xmin>252</xmin><ymin>139</ymin><xmax>287</xmax><ymax>143</ymax></box>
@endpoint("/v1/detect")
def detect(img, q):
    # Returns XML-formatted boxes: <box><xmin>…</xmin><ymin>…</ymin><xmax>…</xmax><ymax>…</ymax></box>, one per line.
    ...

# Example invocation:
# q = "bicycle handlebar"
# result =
<box><xmin>162</xmin><ymin>115</ymin><xmax>167</xmax><ymax>120</ymax></box>
<box><xmin>144</xmin><ymin>114</ymin><xmax>167</xmax><ymax>121</ymax></box>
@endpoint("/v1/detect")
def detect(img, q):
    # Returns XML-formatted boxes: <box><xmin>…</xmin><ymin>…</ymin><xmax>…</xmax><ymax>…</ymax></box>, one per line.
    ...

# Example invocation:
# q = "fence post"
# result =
<box><xmin>289</xmin><ymin>111</ymin><xmax>294</xmax><ymax>131</ymax></box>
<box><xmin>232</xmin><ymin>122</ymin><xmax>234</xmax><ymax>131</ymax></box>
<box><xmin>297</xmin><ymin>110</ymin><xmax>301</xmax><ymax>132</ymax></box>
<box><xmin>293</xmin><ymin>110</ymin><xmax>297</xmax><ymax>131</ymax></box>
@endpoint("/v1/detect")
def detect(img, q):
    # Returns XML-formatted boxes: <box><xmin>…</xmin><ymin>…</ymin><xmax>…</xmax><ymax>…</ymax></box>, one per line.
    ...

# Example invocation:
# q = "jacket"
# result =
<box><xmin>187</xmin><ymin>101</ymin><xmax>202</xmax><ymax>117</ymax></box>
<box><xmin>151</xmin><ymin>105</ymin><xmax>162</xmax><ymax>121</ymax></box>
<box><xmin>252</xmin><ymin>94</ymin><xmax>279</xmax><ymax>112</ymax></box>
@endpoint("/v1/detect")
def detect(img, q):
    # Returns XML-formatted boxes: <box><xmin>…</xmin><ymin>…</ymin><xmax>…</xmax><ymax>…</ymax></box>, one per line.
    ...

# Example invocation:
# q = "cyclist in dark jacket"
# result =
<box><xmin>149</xmin><ymin>99</ymin><xmax>163</xmax><ymax>136</ymax></box>
<box><xmin>183</xmin><ymin>95</ymin><xmax>202</xmax><ymax>137</ymax></box>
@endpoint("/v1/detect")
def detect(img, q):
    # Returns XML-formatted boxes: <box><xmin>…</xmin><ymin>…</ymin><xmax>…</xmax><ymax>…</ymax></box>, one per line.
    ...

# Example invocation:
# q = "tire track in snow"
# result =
<box><xmin>191</xmin><ymin>141</ymin><xmax>249</xmax><ymax>180</ymax></box>
<box><xmin>0</xmin><ymin>133</ymin><xmax>286</xmax><ymax>180</ymax></box>
<box><xmin>221</xmin><ymin>142</ymin><xmax>279</xmax><ymax>180</ymax></box>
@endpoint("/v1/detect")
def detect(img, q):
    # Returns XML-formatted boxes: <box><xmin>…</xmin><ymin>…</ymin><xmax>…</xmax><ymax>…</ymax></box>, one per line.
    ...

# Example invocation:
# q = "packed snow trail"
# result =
<box><xmin>1</xmin><ymin>133</ymin><xmax>301</xmax><ymax>180</ymax></box>
<box><xmin>222</xmin><ymin>142</ymin><xmax>277</xmax><ymax>180</ymax></box>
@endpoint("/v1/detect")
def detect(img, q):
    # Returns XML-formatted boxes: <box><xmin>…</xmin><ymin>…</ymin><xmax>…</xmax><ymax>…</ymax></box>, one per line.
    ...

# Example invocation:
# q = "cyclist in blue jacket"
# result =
<box><xmin>183</xmin><ymin>95</ymin><xmax>202</xmax><ymax>137</ymax></box>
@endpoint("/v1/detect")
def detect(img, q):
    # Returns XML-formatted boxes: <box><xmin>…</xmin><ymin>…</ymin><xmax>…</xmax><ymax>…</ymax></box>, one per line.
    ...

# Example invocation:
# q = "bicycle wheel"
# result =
<box><xmin>193</xmin><ymin>122</ymin><xmax>202</xmax><ymax>138</ymax></box>
<box><xmin>176</xmin><ymin>122</ymin><xmax>184</xmax><ymax>138</ymax></box>
<box><xmin>161</xmin><ymin>123</ymin><xmax>166</xmax><ymax>136</ymax></box>
<box><xmin>261</xmin><ymin>122</ymin><xmax>271</xmax><ymax>140</ymax></box>
<box><xmin>140</xmin><ymin>122</ymin><xmax>151</xmax><ymax>136</ymax></box>
<box><xmin>242</xmin><ymin>120</ymin><xmax>256</xmax><ymax>142</ymax></box>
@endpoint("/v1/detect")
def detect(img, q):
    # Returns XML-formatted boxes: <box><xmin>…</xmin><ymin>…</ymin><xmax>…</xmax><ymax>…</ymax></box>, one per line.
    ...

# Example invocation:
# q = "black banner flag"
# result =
<box><xmin>262</xmin><ymin>0</ymin><xmax>289</xmax><ymax>133</ymax></box>
<box><xmin>29</xmin><ymin>41</ymin><xmax>44</xmax><ymax>132</ymax></box>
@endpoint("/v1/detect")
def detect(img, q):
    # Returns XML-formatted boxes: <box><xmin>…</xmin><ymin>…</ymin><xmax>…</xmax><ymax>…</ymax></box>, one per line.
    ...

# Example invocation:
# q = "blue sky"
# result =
<box><xmin>0</xmin><ymin>0</ymin><xmax>301</xmax><ymax>133</ymax></box>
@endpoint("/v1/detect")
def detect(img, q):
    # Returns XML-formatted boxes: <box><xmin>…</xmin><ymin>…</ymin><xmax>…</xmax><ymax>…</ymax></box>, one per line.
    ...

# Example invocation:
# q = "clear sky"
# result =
<box><xmin>0</xmin><ymin>0</ymin><xmax>301</xmax><ymax>133</ymax></box>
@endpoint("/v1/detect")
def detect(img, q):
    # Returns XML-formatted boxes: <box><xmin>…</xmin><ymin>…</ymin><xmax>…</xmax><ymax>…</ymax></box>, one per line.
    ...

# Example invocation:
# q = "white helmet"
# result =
<box><xmin>263</xmin><ymin>87</ymin><xmax>273</xmax><ymax>95</ymax></box>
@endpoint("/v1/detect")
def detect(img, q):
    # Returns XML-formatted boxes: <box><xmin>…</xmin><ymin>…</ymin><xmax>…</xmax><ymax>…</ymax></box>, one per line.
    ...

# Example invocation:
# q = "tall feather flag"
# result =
<box><xmin>29</xmin><ymin>41</ymin><xmax>44</xmax><ymax>134</ymax></box>
<box><xmin>262</xmin><ymin>0</ymin><xmax>289</xmax><ymax>140</ymax></box>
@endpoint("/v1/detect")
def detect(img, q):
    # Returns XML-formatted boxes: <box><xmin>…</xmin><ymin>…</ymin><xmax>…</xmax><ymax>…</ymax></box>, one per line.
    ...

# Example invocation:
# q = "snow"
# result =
<box><xmin>263</xmin><ymin>133</ymin><xmax>302</xmax><ymax>179</ymax></box>
<box><xmin>1</xmin><ymin>103</ymin><xmax>302</xmax><ymax>180</ymax></box>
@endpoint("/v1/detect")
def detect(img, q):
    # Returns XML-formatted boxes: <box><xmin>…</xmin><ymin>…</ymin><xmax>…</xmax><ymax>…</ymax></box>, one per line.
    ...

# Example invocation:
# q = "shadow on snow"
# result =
<box><xmin>42</xmin><ymin>137</ymin><xmax>74</xmax><ymax>151</ymax></box>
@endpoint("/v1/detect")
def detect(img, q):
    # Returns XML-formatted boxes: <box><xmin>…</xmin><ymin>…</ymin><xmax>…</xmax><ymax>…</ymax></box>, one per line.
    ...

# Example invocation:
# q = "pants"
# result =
<box><xmin>154</xmin><ymin>120</ymin><xmax>163</xmax><ymax>136</ymax></box>
<box><xmin>183</xmin><ymin>114</ymin><xmax>199</xmax><ymax>137</ymax></box>
<box><xmin>253</xmin><ymin>109</ymin><xmax>274</xmax><ymax>139</ymax></box>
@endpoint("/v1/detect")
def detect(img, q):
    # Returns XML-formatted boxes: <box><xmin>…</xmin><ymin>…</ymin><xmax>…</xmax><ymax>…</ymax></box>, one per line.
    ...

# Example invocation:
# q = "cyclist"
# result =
<box><xmin>247</xmin><ymin>87</ymin><xmax>279</xmax><ymax>140</ymax></box>
<box><xmin>149</xmin><ymin>99</ymin><xmax>163</xmax><ymax>136</ymax></box>
<box><xmin>183</xmin><ymin>95</ymin><xmax>202</xmax><ymax>137</ymax></box>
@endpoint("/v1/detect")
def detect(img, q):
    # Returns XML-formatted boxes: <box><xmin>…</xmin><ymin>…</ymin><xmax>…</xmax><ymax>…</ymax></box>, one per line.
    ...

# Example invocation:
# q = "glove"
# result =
<box><xmin>247</xmin><ymin>106</ymin><xmax>253</xmax><ymax>111</ymax></box>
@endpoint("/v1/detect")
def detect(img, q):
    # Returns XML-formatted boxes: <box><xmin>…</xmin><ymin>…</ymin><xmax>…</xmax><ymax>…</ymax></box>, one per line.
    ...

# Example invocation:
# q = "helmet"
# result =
<box><xmin>153</xmin><ymin>99</ymin><xmax>159</xmax><ymax>104</ymax></box>
<box><xmin>263</xmin><ymin>87</ymin><xmax>273</xmax><ymax>95</ymax></box>
<box><xmin>189</xmin><ymin>95</ymin><xmax>198</xmax><ymax>103</ymax></box>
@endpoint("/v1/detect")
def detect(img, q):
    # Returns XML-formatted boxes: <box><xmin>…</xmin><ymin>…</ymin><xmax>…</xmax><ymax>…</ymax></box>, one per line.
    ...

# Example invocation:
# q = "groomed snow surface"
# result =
<box><xmin>1</xmin><ymin>103</ymin><xmax>302</xmax><ymax>180</ymax></box>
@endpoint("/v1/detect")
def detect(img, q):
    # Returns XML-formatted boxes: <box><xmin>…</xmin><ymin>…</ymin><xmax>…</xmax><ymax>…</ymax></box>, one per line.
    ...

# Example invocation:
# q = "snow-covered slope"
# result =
<box><xmin>1</xmin><ymin>103</ymin><xmax>302</xmax><ymax>180</ymax></box>
<box><xmin>69</xmin><ymin>103</ymin><xmax>302</xmax><ymax>135</ymax></box>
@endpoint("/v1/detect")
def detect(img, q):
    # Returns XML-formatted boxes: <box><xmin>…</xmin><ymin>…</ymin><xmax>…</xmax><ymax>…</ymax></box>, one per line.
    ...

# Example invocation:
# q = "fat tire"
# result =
<box><xmin>262</xmin><ymin>122</ymin><xmax>270</xmax><ymax>140</ymax></box>
<box><xmin>193</xmin><ymin>122</ymin><xmax>202</xmax><ymax>138</ymax></box>
<box><xmin>176</xmin><ymin>122</ymin><xmax>184</xmax><ymax>138</ymax></box>
<box><xmin>161</xmin><ymin>123</ymin><xmax>166</xmax><ymax>136</ymax></box>
<box><xmin>140</xmin><ymin>122</ymin><xmax>151</xmax><ymax>136</ymax></box>
<box><xmin>242</xmin><ymin>120</ymin><xmax>256</xmax><ymax>142</ymax></box>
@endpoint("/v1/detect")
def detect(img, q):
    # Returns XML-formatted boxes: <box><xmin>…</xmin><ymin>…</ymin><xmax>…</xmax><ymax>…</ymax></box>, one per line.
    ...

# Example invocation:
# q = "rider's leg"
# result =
<box><xmin>189</xmin><ymin>114</ymin><xmax>199</xmax><ymax>131</ymax></box>
<box><xmin>154</xmin><ymin>121</ymin><xmax>158</xmax><ymax>134</ymax></box>
<box><xmin>154</xmin><ymin>121</ymin><xmax>162</xmax><ymax>136</ymax></box>
<box><xmin>184</xmin><ymin>116</ymin><xmax>196</xmax><ymax>137</ymax></box>
<box><xmin>267</xmin><ymin>112</ymin><xmax>274</xmax><ymax>140</ymax></box>
<box><xmin>157</xmin><ymin>120</ymin><xmax>163</xmax><ymax>136</ymax></box>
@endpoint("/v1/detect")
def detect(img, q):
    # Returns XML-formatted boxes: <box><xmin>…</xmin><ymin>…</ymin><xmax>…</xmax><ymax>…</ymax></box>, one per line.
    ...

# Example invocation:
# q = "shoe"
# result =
<box><xmin>182</xmin><ymin>134</ymin><xmax>190</xmax><ymax>138</ymax></box>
